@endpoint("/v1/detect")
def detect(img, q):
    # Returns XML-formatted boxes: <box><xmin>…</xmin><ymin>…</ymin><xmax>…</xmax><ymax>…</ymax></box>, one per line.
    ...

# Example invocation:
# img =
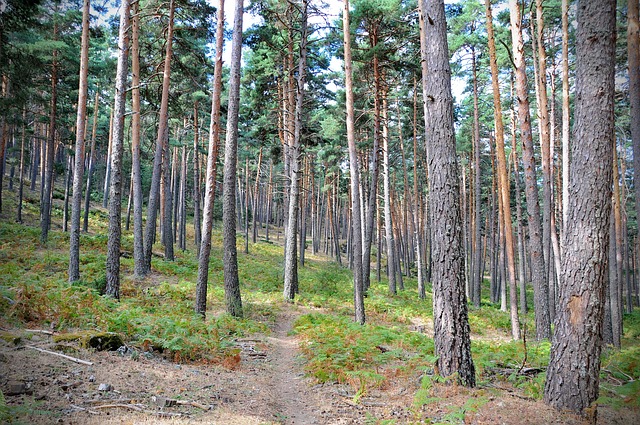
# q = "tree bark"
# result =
<box><xmin>283</xmin><ymin>0</ymin><xmax>308</xmax><ymax>301</ymax></box>
<box><xmin>509</xmin><ymin>0</ymin><xmax>550</xmax><ymax>340</ymax></box>
<box><xmin>420</xmin><ymin>0</ymin><xmax>475</xmax><ymax>387</ymax></box>
<box><xmin>40</xmin><ymin>23</ymin><xmax>58</xmax><ymax>244</ymax></box>
<box><xmin>144</xmin><ymin>0</ymin><xmax>176</xmax><ymax>270</ymax></box>
<box><xmin>68</xmin><ymin>0</ymin><xmax>90</xmax><ymax>282</ymax></box>
<box><xmin>543</xmin><ymin>0</ymin><xmax>615</xmax><ymax>414</ymax></box>
<box><xmin>82</xmin><ymin>92</ymin><xmax>99</xmax><ymax>232</ymax></box>
<box><xmin>193</xmin><ymin>102</ymin><xmax>202</xmax><ymax>254</ymax></box>
<box><xmin>344</xmin><ymin>0</ymin><xmax>365</xmax><ymax>324</ymax></box>
<box><xmin>105</xmin><ymin>0</ymin><xmax>131</xmax><ymax>299</ymax></box>
<box><xmin>221</xmin><ymin>0</ymin><xmax>244</xmax><ymax>317</ymax></box>
<box><xmin>130</xmin><ymin>0</ymin><xmax>145</xmax><ymax>276</ymax></box>
<box><xmin>485</xmin><ymin>0</ymin><xmax>520</xmax><ymax>339</ymax></box>
<box><xmin>195</xmin><ymin>0</ymin><xmax>225</xmax><ymax>317</ymax></box>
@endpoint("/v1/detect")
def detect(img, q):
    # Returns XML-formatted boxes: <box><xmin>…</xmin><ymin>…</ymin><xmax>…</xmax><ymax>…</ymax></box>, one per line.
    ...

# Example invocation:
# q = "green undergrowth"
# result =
<box><xmin>294</xmin><ymin>312</ymin><xmax>436</xmax><ymax>400</ymax></box>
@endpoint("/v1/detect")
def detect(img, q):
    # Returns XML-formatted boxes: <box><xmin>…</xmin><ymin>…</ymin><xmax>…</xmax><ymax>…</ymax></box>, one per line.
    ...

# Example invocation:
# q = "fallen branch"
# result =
<box><xmin>25</xmin><ymin>345</ymin><xmax>93</xmax><ymax>365</ymax></box>
<box><xmin>25</xmin><ymin>329</ymin><xmax>55</xmax><ymax>335</ymax></box>
<box><xmin>92</xmin><ymin>404</ymin><xmax>144</xmax><ymax>412</ymax></box>
<box><xmin>69</xmin><ymin>404</ymin><xmax>100</xmax><ymax>415</ymax></box>
<box><xmin>176</xmin><ymin>400</ymin><xmax>212</xmax><ymax>410</ymax></box>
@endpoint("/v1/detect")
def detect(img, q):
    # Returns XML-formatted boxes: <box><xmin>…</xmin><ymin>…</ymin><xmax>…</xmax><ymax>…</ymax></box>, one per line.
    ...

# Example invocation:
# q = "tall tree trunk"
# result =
<box><xmin>130</xmin><ymin>0</ymin><xmax>145</xmax><ymax>276</ymax></box>
<box><xmin>412</xmin><ymin>79</ymin><xmax>426</xmax><ymax>299</ymax></box>
<box><xmin>161</xmin><ymin>2</ymin><xmax>176</xmax><ymax>262</ymax></box>
<box><xmin>362</xmin><ymin>27</ymin><xmax>382</xmax><ymax>292</ymax></box>
<box><xmin>485</xmin><ymin>0</ymin><xmax>520</xmax><ymax>339</ymax></box>
<box><xmin>544</xmin><ymin>0</ymin><xmax>615</xmax><ymax>414</ymax></box>
<box><xmin>41</xmin><ymin>23</ymin><xmax>58</xmax><ymax>244</ymax></box>
<box><xmin>193</xmin><ymin>101</ymin><xmax>202</xmax><ymax>253</ymax></box>
<box><xmin>144</xmin><ymin>0</ymin><xmax>175</xmax><ymax>270</ymax></box>
<box><xmin>83</xmin><ymin>92</ymin><xmax>99</xmax><ymax>232</ymax></box>
<box><xmin>420</xmin><ymin>0</ymin><xmax>475</xmax><ymax>387</ymax></box>
<box><xmin>534</xmin><ymin>0</ymin><xmax>553</xmax><ymax>296</ymax></box>
<box><xmin>344</xmin><ymin>0</ymin><xmax>365</xmax><ymax>324</ymax></box>
<box><xmin>102</xmin><ymin>112</ymin><xmax>112</xmax><ymax>209</ymax></box>
<box><xmin>509</xmin><ymin>0</ymin><xmax>550</xmax><ymax>340</ymax></box>
<box><xmin>221</xmin><ymin>0</ymin><xmax>244</xmax><ymax>317</ymax></box>
<box><xmin>471</xmin><ymin>47</ymin><xmax>483</xmax><ymax>308</ymax></box>
<box><xmin>105</xmin><ymin>0</ymin><xmax>131</xmax><ymax>299</ymax></box>
<box><xmin>561</xmin><ymin>0</ymin><xmax>570</xmax><ymax>232</ymax></box>
<box><xmin>630</xmin><ymin>0</ymin><xmax>640</xmax><ymax>278</ymax></box>
<box><xmin>68</xmin><ymin>0</ymin><xmax>90</xmax><ymax>282</ymax></box>
<box><xmin>195</xmin><ymin>0</ymin><xmax>225</xmax><ymax>317</ymax></box>
<box><xmin>284</xmin><ymin>0</ymin><xmax>308</xmax><ymax>301</ymax></box>
<box><xmin>252</xmin><ymin>147</ymin><xmax>263</xmax><ymax>243</ymax></box>
<box><xmin>17</xmin><ymin>108</ymin><xmax>26</xmax><ymax>223</ymax></box>
<box><xmin>382</xmin><ymin>95</ymin><xmax>397</xmax><ymax>294</ymax></box>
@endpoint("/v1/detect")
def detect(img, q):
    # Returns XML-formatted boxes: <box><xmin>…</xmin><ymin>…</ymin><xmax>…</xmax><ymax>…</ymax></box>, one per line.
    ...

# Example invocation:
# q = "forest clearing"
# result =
<box><xmin>1</xmin><ymin>0</ymin><xmax>640</xmax><ymax>423</ymax></box>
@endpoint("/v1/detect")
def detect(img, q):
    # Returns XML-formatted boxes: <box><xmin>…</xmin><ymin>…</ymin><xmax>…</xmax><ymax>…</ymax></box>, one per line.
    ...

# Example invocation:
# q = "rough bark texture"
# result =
<box><xmin>195</xmin><ymin>0</ymin><xmax>225</xmax><ymax>317</ymax></box>
<box><xmin>105</xmin><ymin>0</ymin><xmax>130</xmax><ymax>299</ymax></box>
<box><xmin>130</xmin><ymin>0</ymin><xmax>145</xmax><ymax>277</ymax></box>
<box><xmin>344</xmin><ymin>0</ymin><xmax>365</xmax><ymax>325</ymax></box>
<box><xmin>420</xmin><ymin>0</ymin><xmax>475</xmax><ymax>388</ymax></box>
<box><xmin>68</xmin><ymin>0</ymin><xmax>90</xmax><ymax>282</ymax></box>
<box><xmin>543</xmin><ymin>0</ymin><xmax>615</xmax><ymax>414</ymax></box>
<box><xmin>221</xmin><ymin>0</ymin><xmax>244</xmax><ymax>318</ymax></box>
<box><xmin>509</xmin><ymin>0</ymin><xmax>550</xmax><ymax>340</ymax></box>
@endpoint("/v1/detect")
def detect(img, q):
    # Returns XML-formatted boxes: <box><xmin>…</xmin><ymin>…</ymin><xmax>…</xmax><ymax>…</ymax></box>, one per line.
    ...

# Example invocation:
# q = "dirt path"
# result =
<box><xmin>265</xmin><ymin>310</ymin><xmax>320</xmax><ymax>424</ymax></box>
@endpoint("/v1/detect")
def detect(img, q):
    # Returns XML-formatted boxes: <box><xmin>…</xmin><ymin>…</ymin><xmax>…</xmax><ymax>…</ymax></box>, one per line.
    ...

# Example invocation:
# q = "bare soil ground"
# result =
<box><xmin>2</xmin><ymin>306</ymin><xmax>639</xmax><ymax>424</ymax></box>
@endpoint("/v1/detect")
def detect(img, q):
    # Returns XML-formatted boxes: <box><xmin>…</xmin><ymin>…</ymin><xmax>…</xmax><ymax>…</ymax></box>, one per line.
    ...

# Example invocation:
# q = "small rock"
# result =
<box><xmin>98</xmin><ymin>383</ymin><xmax>112</xmax><ymax>392</ymax></box>
<box><xmin>88</xmin><ymin>375</ymin><xmax>96</xmax><ymax>382</ymax></box>
<box><xmin>6</xmin><ymin>381</ymin><xmax>30</xmax><ymax>396</ymax></box>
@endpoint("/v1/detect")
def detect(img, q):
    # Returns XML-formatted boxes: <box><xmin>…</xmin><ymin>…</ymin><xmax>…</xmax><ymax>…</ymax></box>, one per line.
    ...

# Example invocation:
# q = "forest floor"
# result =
<box><xmin>2</xmin><ymin>182</ymin><xmax>640</xmax><ymax>424</ymax></box>
<box><xmin>2</xmin><ymin>306</ymin><xmax>638</xmax><ymax>424</ymax></box>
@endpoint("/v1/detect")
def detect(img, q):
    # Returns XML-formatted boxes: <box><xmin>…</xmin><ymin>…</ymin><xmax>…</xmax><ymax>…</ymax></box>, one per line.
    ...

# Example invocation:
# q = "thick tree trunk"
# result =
<box><xmin>509</xmin><ymin>0</ymin><xmax>550</xmax><ymax>340</ymax></box>
<box><xmin>68</xmin><ymin>0</ymin><xmax>90</xmax><ymax>282</ymax></box>
<box><xmin>544</xmin><ymin>0</ymin><xmax>615</xmax><ymax>414</ymax></box>
<box><xmin>420</xmin><ymin>0</ymin><xmax>475</xmax><ymax>387</ymax></box>
<box><xmin>105</xmin><ymin>0</ymin><xmax>131</xmax><ymax>299</ymax></box>
<box><xmin>221</xmin><ymin>0</ymin><xmax>244</xmax><ymax>317</ymax></box>
<box><xmin>195</xmin><ymin>0</ymin><xmax>225</xmax><ymax>317</ymax></box>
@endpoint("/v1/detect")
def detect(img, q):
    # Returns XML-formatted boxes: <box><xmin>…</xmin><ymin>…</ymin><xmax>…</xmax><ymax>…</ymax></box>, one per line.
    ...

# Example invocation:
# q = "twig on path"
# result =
<box><xmin>25</xmin><ymin>345</ymin><xmax>93</xmax><ymax>365</ymax></box>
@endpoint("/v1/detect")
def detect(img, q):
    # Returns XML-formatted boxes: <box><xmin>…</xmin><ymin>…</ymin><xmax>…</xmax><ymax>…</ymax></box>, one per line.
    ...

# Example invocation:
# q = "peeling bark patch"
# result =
<box><xmin>567</xmin><ymin>294</ymin><xmax>586</xmax><ymax>326</ymax></box>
